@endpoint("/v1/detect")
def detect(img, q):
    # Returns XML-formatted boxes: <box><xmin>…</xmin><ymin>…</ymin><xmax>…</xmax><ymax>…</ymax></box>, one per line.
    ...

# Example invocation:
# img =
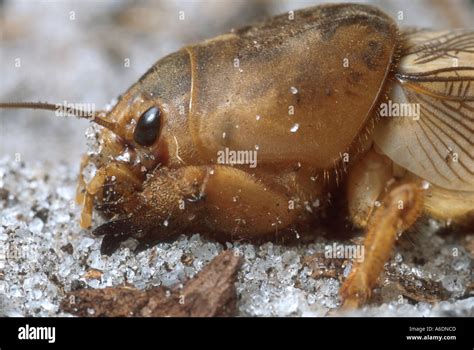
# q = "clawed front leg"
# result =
<box><xmin>93</xmin><ymin>166</ymin><xmax>211</xmax><ymax>255</ymax></box>
<box><xmin>78</xmin><ymin>161</ymin><xmax>142</xmax><ymax>228</ymax></box>
<box><xmin>93</xmin><ymin>164</ymin><xmax>313</xmax><ymax>255</ymax></box>
<box><xmin>76</xmin><ymin>155</ymin><xmax>90</xmax><ymax>206</ymax></box>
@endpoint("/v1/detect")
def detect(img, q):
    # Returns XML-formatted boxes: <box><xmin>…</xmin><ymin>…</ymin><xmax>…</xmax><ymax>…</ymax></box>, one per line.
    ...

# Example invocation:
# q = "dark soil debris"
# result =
<box><xmin>60</xmin><ymin>250</ymin><xmax>242</xmax><ymax>317</ymax></box>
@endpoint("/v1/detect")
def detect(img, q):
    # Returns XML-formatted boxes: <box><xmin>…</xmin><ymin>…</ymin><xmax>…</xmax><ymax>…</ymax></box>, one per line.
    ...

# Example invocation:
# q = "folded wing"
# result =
<box><xmin>373</xmin><ymin>29</ymin><xmax>474</xmax><ymax>191</ymax></box>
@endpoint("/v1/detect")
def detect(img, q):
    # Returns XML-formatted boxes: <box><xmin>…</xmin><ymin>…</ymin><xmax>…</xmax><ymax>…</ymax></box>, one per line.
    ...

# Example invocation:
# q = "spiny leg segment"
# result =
<box><xmin>340</xmin><ymin>181</ymin><xmax>424</xmax><ymax>309</ymax></box>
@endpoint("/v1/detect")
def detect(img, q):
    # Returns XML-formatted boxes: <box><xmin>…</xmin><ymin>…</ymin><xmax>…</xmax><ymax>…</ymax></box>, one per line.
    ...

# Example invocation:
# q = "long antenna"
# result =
<box><xmin>0</xmin><ymin>101</ymin><xmax>121</xmax><ymax>135</ymax></box>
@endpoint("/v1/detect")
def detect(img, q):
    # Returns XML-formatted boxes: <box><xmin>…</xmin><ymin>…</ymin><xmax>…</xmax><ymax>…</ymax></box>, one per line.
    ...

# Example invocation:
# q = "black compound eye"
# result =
<box><xmin>133</xmin><ymin>106</ymin><xmax>161</xmax><ymax>146</ymax></box>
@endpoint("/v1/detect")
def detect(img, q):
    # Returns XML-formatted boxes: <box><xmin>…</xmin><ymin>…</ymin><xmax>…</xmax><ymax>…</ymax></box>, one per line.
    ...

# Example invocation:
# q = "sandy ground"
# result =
<box><xmin>0</xmin><ymin>0</ymin><xmax>473</xmax><ymax>316</ymax></box>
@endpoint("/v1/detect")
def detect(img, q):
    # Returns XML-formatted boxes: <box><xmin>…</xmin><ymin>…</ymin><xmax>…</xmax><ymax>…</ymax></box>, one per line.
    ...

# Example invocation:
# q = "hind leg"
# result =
<box><xmin>341</xmin><ymin>181</ymin><xmax>424</xmax><ymax>308</ymax></box>
<box><xmin>341</xmin><ymin>148</ymin><xmax>424</xmax><ymax>308</ymax></box>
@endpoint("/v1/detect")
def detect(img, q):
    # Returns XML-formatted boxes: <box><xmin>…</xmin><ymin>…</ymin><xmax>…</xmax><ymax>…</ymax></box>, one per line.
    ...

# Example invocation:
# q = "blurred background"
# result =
<box><xmin>1</xmin><ymin>0</ymin><xmax>474</xmax><ymax>165</ymax></box>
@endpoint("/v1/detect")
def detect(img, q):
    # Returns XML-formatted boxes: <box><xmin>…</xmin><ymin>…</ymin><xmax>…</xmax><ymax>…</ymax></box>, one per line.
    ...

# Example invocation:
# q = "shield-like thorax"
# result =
<box><xmin>187</xmin><ymin>4</ymin><xmax>398</xmax><ymax>169</ymax></box>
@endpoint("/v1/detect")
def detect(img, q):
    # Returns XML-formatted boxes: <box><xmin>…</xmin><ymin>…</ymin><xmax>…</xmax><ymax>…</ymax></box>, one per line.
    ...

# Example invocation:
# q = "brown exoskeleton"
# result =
<box><xmin>1</xmin><ymin>4</ymin><xmax>473</xmax><ymax>309</ymax></box>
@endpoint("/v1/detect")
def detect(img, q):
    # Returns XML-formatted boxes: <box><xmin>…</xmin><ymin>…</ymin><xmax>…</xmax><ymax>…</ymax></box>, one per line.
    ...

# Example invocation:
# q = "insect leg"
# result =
<box><xmin>80</xmin><ymin>162</ymin><xmax>142</xmax><ymax>228</ymax></box>
<box><xmin>93</xmin><ymin>165</ymin><xmax>320</xmax><ymax>255</ymax></box>
<box><xmin>75</xmin><ymin>154</ymin><xmax>90</xmax><ymax>205</ymax></box>
<box><xmin>340</xmin><ymin>181</ymin><xmax>424</xmax><ymax>309</ymax></box>
<box><xmin>347</xmin><ymin>147</ymin><xmax>393</xmax><ymax>228</ymax></box>
<box><xmin>93</xmin><ymin>165</ymin><xmax>212</xmax><ymax>254</ymax></box>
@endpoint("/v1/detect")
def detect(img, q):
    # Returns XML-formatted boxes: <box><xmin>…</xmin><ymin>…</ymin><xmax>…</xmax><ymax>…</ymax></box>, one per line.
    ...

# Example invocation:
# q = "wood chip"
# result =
<box><xmin>384</xmin><ymin>271</ymin><xmax>450</xmax><ymax>303</ymax></box>
<box><xmin>60</xmin><ymin>250</ymin><xmax>242</xmax><ymax>317</ymax></box>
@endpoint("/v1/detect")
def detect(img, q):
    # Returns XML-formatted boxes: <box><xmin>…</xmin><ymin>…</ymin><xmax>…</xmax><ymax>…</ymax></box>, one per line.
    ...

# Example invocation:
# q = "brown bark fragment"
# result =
<box><xmin>391</xmin><ymin>277</ymin><xmax>450</xmax><ymax>303</ymax></box>
<box><xmin>60</xmin><ymin>250</ymin><xmax>242</xmax><ymax>317</ymax></box>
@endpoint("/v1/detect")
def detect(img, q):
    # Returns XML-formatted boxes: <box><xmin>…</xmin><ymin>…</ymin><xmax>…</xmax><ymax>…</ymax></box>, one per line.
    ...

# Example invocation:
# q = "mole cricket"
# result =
<box><xmin>1</xmin><ymin>4</ymin><xmax>473</xmax><ymax>309</ymax></box>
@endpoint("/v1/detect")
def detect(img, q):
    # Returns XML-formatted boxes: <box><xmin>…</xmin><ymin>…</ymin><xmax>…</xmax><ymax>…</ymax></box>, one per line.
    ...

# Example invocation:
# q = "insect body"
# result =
<box><xmin>1</xmin><ymin>4</ymin><xmax>473</xmax><ymax>309</ymax></box>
